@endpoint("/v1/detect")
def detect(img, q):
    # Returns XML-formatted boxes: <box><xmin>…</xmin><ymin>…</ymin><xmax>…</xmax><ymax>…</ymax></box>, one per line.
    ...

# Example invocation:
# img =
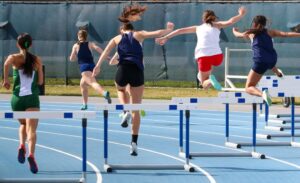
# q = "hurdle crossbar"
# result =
<box><xmin>171</xmin><ymin>95</ymin><xmax>265</xmax><ymax>159</ymax></box>
<box><xmin>0</xmin><ymin>111</ymin><xmax>95</xmax><ymax>183</ymax></box>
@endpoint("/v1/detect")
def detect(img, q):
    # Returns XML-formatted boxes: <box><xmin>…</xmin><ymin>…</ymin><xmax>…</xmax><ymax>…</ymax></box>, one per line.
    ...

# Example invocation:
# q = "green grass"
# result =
<box><xmin>0</xmin><ymin>78</ymin><xmax>298</xmax><ymax>104</ymax></box>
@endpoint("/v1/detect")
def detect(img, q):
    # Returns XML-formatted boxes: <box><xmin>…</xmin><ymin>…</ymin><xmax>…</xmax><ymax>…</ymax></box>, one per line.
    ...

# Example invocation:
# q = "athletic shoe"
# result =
<box><xmin>120</xmin><ymin>111</ymin><xmax>131</xmax><ymax>128</ymax></box>
<box><xmin>140</xmin><ymin>110</ymin><xmax>146</xmax><ymax>117</ymax></box>
<box><xmin>103</xmin><ymin>91</ymin><xmax>112</xmax><ymax>104</ymax></box>
<box><xmin>277</xmin><ymin>69</ymin><xmax>284</xmax><ymax>78</ymax></box>
<box><xmin>27</xmin><ymin>155</ymin><xmax>38</xmax><ymax>174</ymax></box>
<box><xmin>80</xmin><ymin>104</ymin><xmax>88</xmax><ymax>110</ymax></box>
<box><xmin>18</xmin><ymin>145</ymin><xmax>26</xmax><ymax>164</ymax></box>
<box><xmin>262</xmin><ymin>90</ymin><xmax>272</xmax><ymax>106</ymax></box>
<box><xmin>209</xmin><ymin>75</ymin><xmax>222</xmax><ymax>91</ymax></box>
<box><xmin>130</xmin><ymin>142</ymin><xmax>138</xmax><ymax>156</ymax></box>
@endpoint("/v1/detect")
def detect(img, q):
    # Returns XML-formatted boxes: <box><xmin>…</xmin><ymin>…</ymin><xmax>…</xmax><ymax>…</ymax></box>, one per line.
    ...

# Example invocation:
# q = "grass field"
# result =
<box><xmin>0</xmin><ymin>78</ymin><xmax>298</xmax><ymax>104</ymax></box>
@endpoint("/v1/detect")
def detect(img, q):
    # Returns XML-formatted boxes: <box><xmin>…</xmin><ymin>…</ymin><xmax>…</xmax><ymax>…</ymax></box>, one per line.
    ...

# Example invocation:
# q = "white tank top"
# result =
<box><xmin>194</xmin><ymin>23</ymin><xmax>222</xmax><ymax>59</ymax></box>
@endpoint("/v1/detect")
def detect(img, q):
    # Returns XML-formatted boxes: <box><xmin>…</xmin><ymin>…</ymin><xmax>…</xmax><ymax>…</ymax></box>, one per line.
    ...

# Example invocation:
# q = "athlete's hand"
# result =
<box><xmin>166</xmin><ymin>22</ymin><xmax>174</xmax><ymax>31</ymax></box>
<box><xmin>2</xmin><ymin>79</ymin><xmax>10</xmax><ymax>90</ymax></box>
<box><xmin>155</xmin><ymin>37</ymin><xmax>168</xmax><ymax>46</ymax></box>
<box><xmin>92</xmin><ymin>66</ymin><xmax>101</xmax><ymax>77</ymax></box>
<box><xmin>232</xmin><ymin>27</ymin><xmax>239</xmax><ymax>32</ymax></box>
<box><xmin>238</xmin><ymin>6</ymin><xmax>247</xmax><ymax>16</ymax></box>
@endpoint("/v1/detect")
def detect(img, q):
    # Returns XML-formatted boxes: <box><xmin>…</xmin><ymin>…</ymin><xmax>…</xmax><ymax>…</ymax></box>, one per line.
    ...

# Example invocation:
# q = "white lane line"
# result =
<box><xmin>0</xmin><ymin>127</ymin><xmax>216</xmax><ymax>183</ymax></box>
<box><xmin>0</xmin><ymin>136</ymin><xmax>102</xmax><ymax>183</ymax></box>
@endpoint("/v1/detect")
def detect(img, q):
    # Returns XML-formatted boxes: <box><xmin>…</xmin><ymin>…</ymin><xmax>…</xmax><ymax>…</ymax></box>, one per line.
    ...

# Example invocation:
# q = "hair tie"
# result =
<box><xmin>24</xmin><ymin>41</ymin><xmax>29</xmax><ymax>49</ymax></box>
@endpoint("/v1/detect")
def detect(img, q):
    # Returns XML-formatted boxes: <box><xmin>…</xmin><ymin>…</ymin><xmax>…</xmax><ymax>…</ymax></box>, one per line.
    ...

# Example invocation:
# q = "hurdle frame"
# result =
<box><xmin>255</xmin><ymin>76</ymin><xmax>300</xmax><ymax>143</ymax></box>
<box><xmin>172</xmin><ymin>92</ymin><xmax>265</xmax><ymax>159</ymax></box>
<box><xmin>224</xmin><ymin>47</ymin><xmax>252</xmax><ymax>89</ymax></box>
<box><xmin>95</xmin><ymin>104</ymin><xmax>200</xmax><ymax>173</ymax></box>
<box><xmin>0</xmin><ymin>111</ymin><xmax>96</xmax><ymax>183</ymax></box>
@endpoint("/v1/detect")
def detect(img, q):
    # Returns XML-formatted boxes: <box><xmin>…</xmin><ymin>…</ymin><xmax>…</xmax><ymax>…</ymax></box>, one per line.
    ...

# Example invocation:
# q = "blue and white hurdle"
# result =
<box><xmin>0</xmin><ymin>111</ymin><xmax>96</xmax><ymax>183</ymax></box>
<box><xmin>172</xmin><ymin>92</ymin><xmax>265</xmax><ymax>159</ymax></box>
<box><xmin>95</xmin><ymin>103</ymin><xmax>205</xmax><ymax>173</ymax></box>
<box><xmin>256</xmin><ymin>75</ymin><xmax>300</xmax><ymax>143</ymax></box>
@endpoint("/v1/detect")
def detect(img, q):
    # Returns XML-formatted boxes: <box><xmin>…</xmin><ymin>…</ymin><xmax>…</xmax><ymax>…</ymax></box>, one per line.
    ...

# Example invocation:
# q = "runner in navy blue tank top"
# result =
<box><xmin>70</xmin><ymin>30</ymin><xmax>111</xmax><ymax>110</ymax></box>
<box><xmin>233</xmin><ymin>15</ymin><xmax>300</xmax><ymax>106</ymax></box>
<box><xmin>93</xmin><ymin>4</ymin><xmax>174</xmax><ymax>156</ymax></box>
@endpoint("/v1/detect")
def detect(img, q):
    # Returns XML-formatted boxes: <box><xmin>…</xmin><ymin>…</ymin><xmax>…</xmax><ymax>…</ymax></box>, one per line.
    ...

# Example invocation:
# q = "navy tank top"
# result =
<box><xmin>252</xmin><ymin>29</ymin><xmax>277</xmax><ymax>64</ymax></box>
<box><xmin>77</xmin><ymin>42</ymin><xmax>94</xmax><ymax>64</ymax></box>
<box><xmin>117</xmin><ymin>32</ymin><xmax>143</xmax><ymax>70</ymax></box>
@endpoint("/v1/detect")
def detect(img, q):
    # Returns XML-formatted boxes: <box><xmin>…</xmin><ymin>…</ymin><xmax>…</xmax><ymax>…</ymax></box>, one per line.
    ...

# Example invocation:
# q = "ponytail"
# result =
<box><xmin>202</xmin><ymin>10</ymin><xmax>217</xmax><ymax>26</ymax></box>
<box><xmin>17</xmin><ymin>33</ymin><xmax>36</xmax><ymax>77</ymax></box>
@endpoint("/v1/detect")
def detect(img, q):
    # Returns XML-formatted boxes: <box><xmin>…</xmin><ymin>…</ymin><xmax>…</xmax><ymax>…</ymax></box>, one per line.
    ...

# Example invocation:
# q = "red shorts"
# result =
<box><xmin>197</xmin><ymin>54</ymin><xmax>223</xmax><ymax>72</ymax></box>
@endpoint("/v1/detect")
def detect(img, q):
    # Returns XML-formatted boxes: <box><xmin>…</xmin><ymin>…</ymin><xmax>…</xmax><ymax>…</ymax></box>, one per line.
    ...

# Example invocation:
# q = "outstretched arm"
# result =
<box><xmin>138</xmin><ymin>22</ymin><xmax>175</xmax><ymax>40</ymax></box>
<box><xmin>268</xmin><ymin>29</ymin><xmax>300</xmax><ymax>38</ymax></box>
<box><xmin>92</xmin><ymin>36</ymin><xmax>119</xmax><ymax>77</ymax></box>
<box><xmin>214</xmin><ymin>6</ymin><xmax>247</xmax><ymax>29</ymax></box>
<box><xmin>155</xmin><ymin>26</ymin><xmax>197</xmax><ymax>45</ymax></box>
<box><xmin>232</xmin><ymin>27</ymin><xmax>250</xmax><ymax>39</ymax></box>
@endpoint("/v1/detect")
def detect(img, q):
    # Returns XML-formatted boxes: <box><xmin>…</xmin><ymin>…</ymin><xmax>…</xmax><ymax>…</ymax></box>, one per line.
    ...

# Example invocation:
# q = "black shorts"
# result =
<box><xmin>115</xmin><ymin>61</ymin><xmax>144</xmax><ymax>87</ymax></box>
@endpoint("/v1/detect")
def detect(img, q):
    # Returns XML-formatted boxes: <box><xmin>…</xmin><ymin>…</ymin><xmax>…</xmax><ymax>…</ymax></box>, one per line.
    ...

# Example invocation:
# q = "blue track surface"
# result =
<box><xmin>1</xmin><ymin>100</ymin><xmax>300</xmax><ymax>183</ymax></box>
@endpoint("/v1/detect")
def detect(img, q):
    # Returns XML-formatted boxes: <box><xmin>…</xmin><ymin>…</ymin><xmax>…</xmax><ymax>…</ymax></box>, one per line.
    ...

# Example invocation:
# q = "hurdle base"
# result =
<box><xmin>251</xmin><ymin>152</ymin><xmax>265</xmax><ymax>159</ymax></box>
<box><xmin>291</xmin><ymin>142</ymin><xmax>300</xmax><ymax>147</ymax></box>
<box><xmin>225</xmin><ymin>142</ymin><xmax>241</xmax><ymax>149</ymax></box>
<box><xmin>236</xmin><ymin>142</ymin><xmax>291</xmax><ymax>147</ymax></box>
<box><xmin>104</xmin><ymin>164</ymin><xmax>194</xmax><ymax>172</ymax></box>
<box><xmin>0</xmin><ymin>178</ymin><xmax>83</xmax><ymax>183</ymax></box>
<box><xmin>264</xmin><ymin>126</ymin><xmax>284</xmax><ymax>131</ymax></box>
<box><xmin>258</xmin><ymin>133</ymin><xmax>300</xmax><ymax>139</ymax></box>
<box><xmin>256</xmin><ymin>134</ymin><xmax>271</xmax><ymax>139</ymax></box>
<box><xmin>267</xmin><ymin>119</ymin><xmax>286</xmax><ymax>125</ymax></box>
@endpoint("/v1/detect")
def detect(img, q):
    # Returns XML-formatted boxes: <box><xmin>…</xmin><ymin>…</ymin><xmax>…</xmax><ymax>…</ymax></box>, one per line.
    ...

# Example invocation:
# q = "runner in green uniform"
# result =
<box><xmin>2</xmin><ymin>33</ymin><xmax>43</xmax><ymax>174</ymax></box>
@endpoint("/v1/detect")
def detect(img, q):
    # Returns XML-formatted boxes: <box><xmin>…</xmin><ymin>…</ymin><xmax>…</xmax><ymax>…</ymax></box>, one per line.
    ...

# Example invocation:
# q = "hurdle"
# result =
<box><xmin>0</xmin><ymin>111</ymin><xmax>96</xmax><ymax>183</ymax></box>
<box><xmin>95</xmin><ymin>104</ymin><xmax>204</xmax><ymax>173</ymax></box>
<box><xmin>172</xmin><ymin>91</ymin><xmax>265</xmax><ymax>159</ymax></box>
<box><xmin>255</xmin><ymin>75</ymin><xmax>300</xmax><ymax>143</ymax></box>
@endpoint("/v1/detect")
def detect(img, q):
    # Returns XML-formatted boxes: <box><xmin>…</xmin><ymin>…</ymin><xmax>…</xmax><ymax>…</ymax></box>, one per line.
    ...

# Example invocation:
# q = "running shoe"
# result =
<box><xmin>80</xmin><ymin>104</ymin><xmax>88</xmax><ymax>110</ymax></box>
<box><xmin>18</xmin><ymin>145</ymin><xmax>26</xmax><ymax>164</ymax></box>
<box><xmin>27</xmin><ymin>155</ymin><xmax>38</xmax><ymax>174</ymax></box>
<box><xmin>140</xmin><ymin>110</ymin><xmax>146</xmax><ymax>117</ymax></box>
<box><xmin>120</xmin><ymin>111</ymin><xmax>131</xmax><ymax>128</ymax></box>
<box><xmin>262</xmin><ymin>90</ymin><xmax>272</xmax><ymax>106</ymax></box>
<box><xmin>103</xmin><ymin>91</ymin><xmax>112</xmax><ymax>104</ymax></box>
<box><xmin>209</xmin><ymin>75</ymin><xmax>222</xmax><ymax>91</ymax></box>
<box><xmin>130</xmin><ymin>142</ymin><xmax>138</xmax><ymax>156</ymax></box>
<box><xmin>277</xmin><ymin>69</ymin><xmax>284</xmax><ymax>78</ymax></box>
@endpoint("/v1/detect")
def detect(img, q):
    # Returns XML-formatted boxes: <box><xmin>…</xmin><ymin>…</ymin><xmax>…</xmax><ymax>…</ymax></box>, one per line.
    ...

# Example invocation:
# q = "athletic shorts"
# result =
<box><xmin>197</xmin><ymin>54</ymin><xmax>223</xmax><ymax>72</ymax></box>
<box><xmin>79</xmin><ymin>63</ymin><xmax>95</xmax><ymax>73</ymax></box>
<box><xmin>11</xmin><ymin>94</ymin><xmax>40</xmax><ymax>111</ymax></box>
<box><xmin>115</xmin><ymin>61</ymin><xmax>144</xmax><ymax>87</ymax></box>
<box><xmin>252</xmin><ymin>61</ymin><xmax>276</xmax><ymax>75</ymax></box>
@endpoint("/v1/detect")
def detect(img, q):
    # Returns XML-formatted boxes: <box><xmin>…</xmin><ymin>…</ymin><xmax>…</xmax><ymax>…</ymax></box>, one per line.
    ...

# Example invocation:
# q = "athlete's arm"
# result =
<box><xmin>155</xmin><ymin>26</ymin><xmax>196</xmax><ymax>45</ymax></box>
<box><xmin>213</xmin><ymin>6</ymin><xmax>246</xmax><ymax>29</ymax></box>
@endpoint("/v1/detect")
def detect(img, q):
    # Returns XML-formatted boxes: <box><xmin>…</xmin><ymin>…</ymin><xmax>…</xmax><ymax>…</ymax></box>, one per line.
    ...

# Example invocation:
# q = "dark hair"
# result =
<box><xmin>246</xmin><ymin>15</ymin><xmax>267</xmax><ymax>35</ymax></box>
<box><xmin>202</xmin><ymin>10</ymin><xmax>217</xmax><ymax>25</ymax></box>
<box><xmin>120</xmin><ymin>23</ymin><xmax>134</xmax><ymax>32</ymax></box>
<box><xmin>77</xmin><ymin>29</ymin><xmax>88</xmax><ymax>44</ymax></box>
<box><xmin>17</xmin><ymin>33</ymin><xmax>36</xmax><ymax>77</ymax></box>
<box><xmin>118</xmin><ymin>4</ymin><xmax>147</xmax><ymax>23</ymax></box>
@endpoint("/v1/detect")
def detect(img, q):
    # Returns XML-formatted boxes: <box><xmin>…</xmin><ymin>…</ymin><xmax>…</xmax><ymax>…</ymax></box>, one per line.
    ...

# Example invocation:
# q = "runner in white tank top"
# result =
<box><xmin>156</xmin><ymin>7</ymin><xmax>246</xmax><ymax>90</ymax></box>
